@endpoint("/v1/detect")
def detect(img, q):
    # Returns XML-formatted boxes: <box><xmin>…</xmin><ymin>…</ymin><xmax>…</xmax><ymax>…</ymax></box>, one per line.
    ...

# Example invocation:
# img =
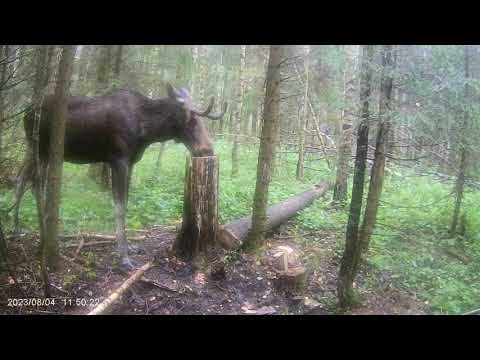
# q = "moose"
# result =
<box><xmin>13</xmin><ymin>84</ymin><xmax>227</xmax><ymax>270</ymax></box>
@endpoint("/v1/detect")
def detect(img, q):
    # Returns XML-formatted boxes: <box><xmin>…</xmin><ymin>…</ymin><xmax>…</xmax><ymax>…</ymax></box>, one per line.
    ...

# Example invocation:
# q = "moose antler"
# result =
<box><xmin>192</xmin><ymin>97</ymin><xmax>215</xmax><ymax>117</ymax></box>
<box><xmin>203</xmin><ymin>102</ymin><xmax>228</xmax><ymax>120</ymax></box>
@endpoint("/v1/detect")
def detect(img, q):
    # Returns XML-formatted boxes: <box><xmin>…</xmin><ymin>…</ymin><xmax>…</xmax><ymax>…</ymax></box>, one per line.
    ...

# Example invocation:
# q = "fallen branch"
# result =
<box><xmin>463</xmin><ymin>308</ymin><xmax>480</xmax><ymax>315</ymax></box>
<box><xmin>60</xmin><ymin>254</ymin><xmax>86</xmax><ymax>272</ymax></box>
<box><xmin>60</xmin><ymin>233</ymin><xmax>146</xmax><ymax>242</ymax></box>
<box><xmin>64</xmin><ymin>240</ymin><xmax>117</xmax><ymax>249</ymax></box>
<box><xmin>72</xmin><ymin>237</ymin><xmax>85</xmax><ymax>260</ymax></box>
<box><xmin>139</xmin><ymin>276</ymin><xmax>178</xmax><ymax>293</ymax></box>
<box><xmin>88</xmin><ymin>262</ymin><xmax>154</xmax><ymax>315</ymax></box>
<box><xmin>218</xmin><ymin>181</ymin><xmax>332</xmax><ymax>250</ymax></box>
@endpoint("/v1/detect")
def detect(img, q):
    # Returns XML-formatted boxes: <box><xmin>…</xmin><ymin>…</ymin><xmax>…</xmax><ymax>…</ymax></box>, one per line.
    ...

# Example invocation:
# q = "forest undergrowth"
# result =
<box><xmin>1</xmin><ymin>139</ymin><xmax>479</xmax><ymax>314</ymax></box>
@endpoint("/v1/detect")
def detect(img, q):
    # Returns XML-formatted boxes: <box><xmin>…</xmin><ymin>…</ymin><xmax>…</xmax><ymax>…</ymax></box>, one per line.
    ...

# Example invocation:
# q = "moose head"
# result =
<box><xmin>165</xmin><ymin>83</ymin><xmax>227</xmax><ymax>157</ymax></box>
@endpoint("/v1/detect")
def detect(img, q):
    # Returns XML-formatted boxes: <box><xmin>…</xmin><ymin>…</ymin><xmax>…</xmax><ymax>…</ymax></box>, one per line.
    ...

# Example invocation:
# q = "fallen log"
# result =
<box><xmin>88</xmin><ymin>261</ymin><xmax>154</xmax><ymax>315</ymax></box>
<box><xmin>217</xmin><ymin>180</ymin><xmax>332</xmax><ymax>250</ymax></box>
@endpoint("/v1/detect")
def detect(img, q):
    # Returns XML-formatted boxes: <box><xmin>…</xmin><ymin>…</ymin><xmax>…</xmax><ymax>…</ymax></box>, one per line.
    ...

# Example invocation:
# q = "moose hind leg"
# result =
<box><xmin>111</xmin><ymin>160</ymin><xmax>136</xmax><ymax>271</ymax></box>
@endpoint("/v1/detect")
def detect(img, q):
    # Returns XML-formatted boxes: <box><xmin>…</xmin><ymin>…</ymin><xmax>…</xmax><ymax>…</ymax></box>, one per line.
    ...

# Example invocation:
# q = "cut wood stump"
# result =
<box><xmin>173</xmin><ymin>156</ymin><xmax>219</xmax><ymax>262</ymax></box>
<box><xmin>270</xmin><ymin>245</ymin><xmax>306</xmax><ymax>295</ymax></box>
<box><xmin>218</xmin><ymin>181</ymin><xmax>332</xmax><ymax>250</ymax></box>
<box><xmin>273</xmin><ymin>266</ymin><xmax>307</xmax><ymax>295</ymax></box>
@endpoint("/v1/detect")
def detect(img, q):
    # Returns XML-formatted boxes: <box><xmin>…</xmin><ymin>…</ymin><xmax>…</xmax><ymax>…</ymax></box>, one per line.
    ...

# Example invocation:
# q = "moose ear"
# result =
<box><xmin>166</xmin><ymin>83</ymin><xmax>179</xmax><ymax>100</ymax></box>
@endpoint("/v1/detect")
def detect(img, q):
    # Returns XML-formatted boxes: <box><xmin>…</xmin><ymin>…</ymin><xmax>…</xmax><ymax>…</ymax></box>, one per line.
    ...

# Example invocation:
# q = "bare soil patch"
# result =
<box><xmin>0</xmin><ymin>225</ymin><xmax>427</xmax><ymax>315</ymax></box>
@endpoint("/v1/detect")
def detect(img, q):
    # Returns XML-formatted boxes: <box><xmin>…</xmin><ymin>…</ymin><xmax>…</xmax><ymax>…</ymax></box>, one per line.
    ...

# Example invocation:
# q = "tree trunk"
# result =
<box><xmin>113</xmin><ymin>45</ymin><xmax>123</xmax><ymax>86</ymax></box>
<box><xmin>77</xmin><ymin>45</ymin><xmax>93</xmax><ymax>95</ymax></box>
<box><xmin>244</xmin><ymin>46</ymin><xmax>285</xmax><ymax>250</ymax></box>
<box><xmin>155</xmin><ymin>143</ymin><xmax>166</xmax><ymax>171</ymax></box>
<box><xmin>197</xmin><ymin>46</ymin><xmax>208</xmax><ymax>105</ymax></box>
<box><xmin>191</xmin><ymin>46</ymin><xmax>199</xmax><ymax>98</ymax></box>
<box><xmin>296</xmin><ymin>45</ymin><xmax>310</xmax><ymax>180</ymax></box>
<box><xmin>0</xmin><ymin>45</ymin><xmax>8</xmax><ymax>161</ymax></box>
<box><xmin>231</xmin><ymin>45</ymin><xmax>246</xmax><ymax>178</ymax></box>
<box><xmin>77</xmin><ymin>45</ymin><xmax>92</xmax><ymax>82</ymax></box>
<box><xmin>32</xmin><ymin>45</ymin><xmax>52</xmax><ymax>260</ymax></box>
<box><xmin>219</xmin><ymin>181</ymin><xmax>332</xmax><ymax>250</ymax></box>
<box><xmin>337</xmin><ymin>45</ymin><xmax>374</xmax><ymax>309</ymax></box>
<box><xmin>174</xmin><ymin>156</ymin><xmax>219</xmax><ymax>262</ymax></box>
<box><xmin>219</xmin><ymin>49</ymin><xmax>229</xmax><ymax>135</ymax></box>
<box><xmin>359</xmin><ymin>45</ymin><xmax>395</xmax><ymax>254</ymax></box>
<box><xmin>42</xmin><ymin>45</ymin><xmax>76</xmax><ymax>269</ymax></box>
<box><xmin>0</xmin><ymin>219</ymin><xmax>6</xmax><ymax>265</ymax></box>
<box><xmin>333</xmin><ymin>45</ymin><xmax>358</xmax><ymax>203</ymax></box>
<box><xmin>450</xmin><ymin>45</ymin><xmax>471</xmax><ymax>236</ymax></box>
<box><xmin>89</xmin><ymin>45</ymin><xmax>113</xmax><ymax>189</ymax></box>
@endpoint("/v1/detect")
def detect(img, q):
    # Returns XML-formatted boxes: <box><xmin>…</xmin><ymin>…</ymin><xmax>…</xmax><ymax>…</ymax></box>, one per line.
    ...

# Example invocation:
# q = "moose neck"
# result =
<box><xmin>137</xmin><ymin>98</ymin><xmax>179</xmax><ymax>146</ymax></box>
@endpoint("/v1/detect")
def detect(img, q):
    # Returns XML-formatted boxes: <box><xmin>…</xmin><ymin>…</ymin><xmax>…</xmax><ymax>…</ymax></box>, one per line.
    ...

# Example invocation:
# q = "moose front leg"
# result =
<box><xmin>111</xmin><ymin>159</ymin><xmax>136</xmax><ymax>271</ymax></box>
<box><xmin>12</xmin><ymin>152</ymin><xmax>34</xmax><ymax>234</ymax></box>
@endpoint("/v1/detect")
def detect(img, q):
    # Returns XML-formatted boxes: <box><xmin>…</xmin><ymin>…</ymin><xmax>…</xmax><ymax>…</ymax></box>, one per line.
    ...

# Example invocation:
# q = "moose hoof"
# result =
<box><xmin>119</xmin><ymin>257</ymin><xmax>137</xmax><ymax>272</ymax></box>
<box><xmin>128</xmin><ymin>243</ymin><xmax>144</xmax><ymax>255</ymax></box>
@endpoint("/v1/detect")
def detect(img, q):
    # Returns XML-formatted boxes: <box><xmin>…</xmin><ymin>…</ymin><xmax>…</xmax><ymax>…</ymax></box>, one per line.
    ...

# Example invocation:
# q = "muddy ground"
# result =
<box><xmin>0</xmin><ymin>225</ymin><xmax>428</xmax><ymax>315</ymax></box>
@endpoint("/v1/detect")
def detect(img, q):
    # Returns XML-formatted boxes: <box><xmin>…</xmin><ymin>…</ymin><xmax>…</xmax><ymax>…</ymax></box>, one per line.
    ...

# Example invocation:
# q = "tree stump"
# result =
<box><xmin>273</xmin><ymin>266</ymin><xmax>307</xmax><ymax>295</ymax></box>
<box><xmin>173</xmin><ymin>156</ymin><xmax>219</xmax><ymax>263</ymax></box>
<box><xmin>271</xmin><ymin>245</ymin><xmax>306</xmax><ymax>295</ymax></box>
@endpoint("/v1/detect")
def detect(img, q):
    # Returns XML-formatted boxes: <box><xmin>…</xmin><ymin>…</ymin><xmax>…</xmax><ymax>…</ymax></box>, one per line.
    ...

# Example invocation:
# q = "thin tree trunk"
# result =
<box><xmin>292</xmin><ymin>59</ymin><xmax>334</xmax><ymax>168</ymax></box>
<box><xmin>337</xmin><ymin>45</ymin><xmax>374</xmax><ymax>309</ymax></box>
<box><xmin>191</xmin><ymin>46</ymin><xmax>199</xmax><ymax>98</ymax></box>
<box><xmin>113</xmin><ymin>45</ymin><xmax>123</xmax><ymax>87</ymax></box>
<box><xmin>89</xmin><ymin>45</ymin><xmax>112</xmax><ymax>189</ymax></box>
<box><xmin>244</xmin><ymin>45</ymin><xmax>284</xmax><ymax>250</ymax></box>
<box><xmin>155</xmin><ymin>143</ymin><xmax>166</xmax><ymax>171</ymax></box>
<box><xmin>32</xmin><ymin>45</ymin><xmax>51</xmax><ymax>258</ymax></box>
<box><xmin>359</xmin><ymin>45</ymin><xmax>395</xmax><ymax>254</ymax></box>
<box><xmin>197</xmin><ymin>45</ymin><xmax>208</xmax><ymax>105</ymax></box>
<box><xmin>296</xmin><ymin>45</ymin><xmax>310</xmax><ymax>180</ymax></box>
<box><xmin>42</xmin><ymin>45</ymin><xmax>76</xmax><ymax>269</ymax></box>
<box><xmin>0</xmin><ymin>45</ymin><xmax>8</xmax><ymax>161</ymax></box>
<box><xmin>231</xmin><ymin>45</ymin><xmax>246</xmax><ymax>178</ymax></box>
<box><xmin>450</xmin><ymin>45</ymin><xmax>471</xmax><ymax>236</ymax></box>
<box><xmin>0</xmin><ymin>219</ymin><xmax>6</xmax><ymax>265</ymax></box>
<box><xmin>333</xmin><ymin>45</ymin><xmax>358</xmax><ymax>203</ymax></box>
<box><xmin>219</xmin><ymin>48</ymin><xmax>229</xmax><ymax>135</ymax></box>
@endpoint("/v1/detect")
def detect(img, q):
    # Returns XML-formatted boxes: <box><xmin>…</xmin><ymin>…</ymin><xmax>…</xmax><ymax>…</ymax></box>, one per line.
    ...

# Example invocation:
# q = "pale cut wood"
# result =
<box><xmin>88</xmin><ymin>262</ymin><xmax>153</xmax><ymax>315</ymax></box>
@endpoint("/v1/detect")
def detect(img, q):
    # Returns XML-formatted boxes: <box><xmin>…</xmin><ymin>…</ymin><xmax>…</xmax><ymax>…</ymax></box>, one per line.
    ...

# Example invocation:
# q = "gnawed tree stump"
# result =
<box><xmin>173</xmin><ymin>156</ymin><xmax>219</xmax><ymax>262</ymax></box>
<box><xmin>271</xmin><ymin>245</ymin><xmax>306</xmax><ymax>295</ymax></box>
<box><xmin>274</xmin><ymin>266</ymin><xmax>307</xmax><ymax>295</ymax></box>
<box><xmin>217</xmin><ymin>181</ymin><xmax>332</xmax><ymax>250</ymax></box>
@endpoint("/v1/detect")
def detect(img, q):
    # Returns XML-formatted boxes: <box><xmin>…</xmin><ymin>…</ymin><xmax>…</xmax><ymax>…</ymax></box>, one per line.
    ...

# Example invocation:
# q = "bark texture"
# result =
<box><xmin>231</xmin><ymin>45</ymin><xmax>246</xmax><ymax>177</ymax></box>
<box><xmin>333</xmin><ymin>45</ymin><xmax>359</xmax><ymax>202</ymax></box>
<box><xmin>174</xmin><ymin>156</ymin><xmax>219</xmax><ymax>261</ymax></box>
<box><xmin>337</xmin><ymin>45</ymin><xmax>374</xmax><ymax>309</ymax></box>
<box><xmin>359</xmin><ymin>45</ymin><xmax>395</xmax><ymax>253</ymax></box>
<box><xmin>43</xmin><ymin>45</ymin><xmax>76</xmax><ymax>268</ymax></box>
<box><xmin>244</xmin><ymin>45</ymin><xmax>284</xmax><ymax>250</ymax></box>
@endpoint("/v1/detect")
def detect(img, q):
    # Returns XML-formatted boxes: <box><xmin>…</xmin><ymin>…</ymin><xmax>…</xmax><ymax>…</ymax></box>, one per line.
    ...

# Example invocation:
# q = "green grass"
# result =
<box><xmin>368</xmin><ymin>174</ymin><xmax>480</xmax><ymax>314</ymax></box>
<box><xmin>0</xmin><ymin>139</ymin><xmax>331</xmax><ymax>234</ymax></box>
<box><xmin>1</xmin><ymin>139</ymin><xmax>479</xmax><ymax>314</ymax></box>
